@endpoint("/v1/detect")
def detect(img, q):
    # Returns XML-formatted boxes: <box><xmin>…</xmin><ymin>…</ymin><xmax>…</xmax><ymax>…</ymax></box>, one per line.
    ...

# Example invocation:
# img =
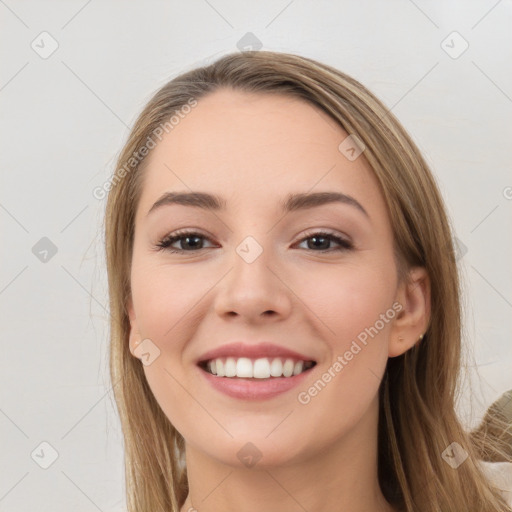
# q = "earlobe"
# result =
<box><xmin>388</xmin><ymin>266</ymin><xmax>431</xmax><ymax>358</ymax></box>
<box><xmin>129</xmin><ymin>329</ymin><xmax>143</xmax><ymax>358</ymax></box>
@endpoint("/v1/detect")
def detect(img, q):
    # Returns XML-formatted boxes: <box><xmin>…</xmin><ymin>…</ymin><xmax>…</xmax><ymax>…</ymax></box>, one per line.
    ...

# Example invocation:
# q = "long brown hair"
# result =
<box><xmin>103</xmin><ymin>50</ymin><xmax>512</xmax><ymax>511</ymax></box>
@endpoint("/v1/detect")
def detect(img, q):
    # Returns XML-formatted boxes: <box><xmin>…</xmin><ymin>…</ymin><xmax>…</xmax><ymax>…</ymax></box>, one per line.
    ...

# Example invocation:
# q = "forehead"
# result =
<box><xmin>136</xmin><ymin>89</ymin><xmax>387</xmax><ymax>222</ymax></box>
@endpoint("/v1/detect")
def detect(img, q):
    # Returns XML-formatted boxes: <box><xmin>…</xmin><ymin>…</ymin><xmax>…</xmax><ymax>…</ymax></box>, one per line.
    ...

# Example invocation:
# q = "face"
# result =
<box><xmin>127</xmin><ymin>89</ymin><xmax>403</xmax><ymax>468</ymax></box>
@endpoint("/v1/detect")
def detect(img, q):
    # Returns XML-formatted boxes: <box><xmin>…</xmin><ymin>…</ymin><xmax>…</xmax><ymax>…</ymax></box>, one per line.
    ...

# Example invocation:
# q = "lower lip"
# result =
<box><xmin>198</xmin><ymin>365</ymin><xmax>314</xmax><ymax>400</ymax></box>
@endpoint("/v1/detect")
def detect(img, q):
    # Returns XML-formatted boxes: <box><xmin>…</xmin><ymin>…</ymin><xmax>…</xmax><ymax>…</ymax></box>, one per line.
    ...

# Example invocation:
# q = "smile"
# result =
<box><xmin>197</xmin><ymin>357</ymin><xmax>317</xmax><ymax>400</ymax></box>
<box><xmin>200</xmin><ymin>357</ymin><xmax>316</xmax><ymax>379</ymax></box>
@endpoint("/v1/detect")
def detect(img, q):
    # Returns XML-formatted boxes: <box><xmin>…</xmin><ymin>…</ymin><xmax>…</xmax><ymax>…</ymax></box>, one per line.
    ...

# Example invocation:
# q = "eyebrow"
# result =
<box><xmin>147</xmin><ymin>191</ymin><xmax>369</xmax><ymax>218</ymax></box>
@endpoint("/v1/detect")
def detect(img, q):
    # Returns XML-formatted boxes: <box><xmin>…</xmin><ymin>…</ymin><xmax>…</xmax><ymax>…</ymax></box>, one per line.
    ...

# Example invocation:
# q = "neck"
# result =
<box><xmin>180</xmin><ymin>395</ymin><xmax>396</xmax><ymax>512</ymax></box>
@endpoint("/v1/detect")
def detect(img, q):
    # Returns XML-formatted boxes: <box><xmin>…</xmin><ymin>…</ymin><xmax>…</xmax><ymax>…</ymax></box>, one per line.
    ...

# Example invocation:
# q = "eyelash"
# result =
<box><xmin>155</xmin><ymin>229</ymin><xmax>354</xmax><ymax>254</ymax></box>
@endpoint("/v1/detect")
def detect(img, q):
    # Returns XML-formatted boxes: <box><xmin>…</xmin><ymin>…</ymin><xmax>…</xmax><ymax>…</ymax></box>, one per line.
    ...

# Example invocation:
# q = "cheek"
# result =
<box><xmin>289</xmin><ymin>266</ymin><xmax>394</xmax><ymax>446</ymax></box>
<box><xmin>130</xmin><ymin>259</ymin><xmax>206</xmax><ymax>341</ymax></box>
<box><xmin>129</xmin><ymin>260</ymin><xmax>206</xmax><ymax>432</ymax></box>
<box><xmin>294</xmin><ymin>261</ymin><xmax>396</xmax><ymax>349</ymax></box>
<box><xmin>294</xmin><ymin>263</ymin><xmax>394</xmax><ymax>407</ymax></box>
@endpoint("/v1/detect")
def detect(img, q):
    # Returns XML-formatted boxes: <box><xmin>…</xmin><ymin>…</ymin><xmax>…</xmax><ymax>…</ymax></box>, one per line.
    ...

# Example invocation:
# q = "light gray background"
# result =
<box><xmin>1</xmin><ymin>1</ymin><xmax>511</xmax><ymax>511</ymax></box>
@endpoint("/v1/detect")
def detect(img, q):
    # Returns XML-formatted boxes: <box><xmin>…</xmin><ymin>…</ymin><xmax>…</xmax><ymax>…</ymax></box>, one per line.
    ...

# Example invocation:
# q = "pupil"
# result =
<box><xmin>184</xmin><ymin>236</ymin><xmax>202</xmax><ymax>250</ymax></box>
<box><xmin>309</xmin><ymin>236</ymin><xmax>329</xmax><ymax>250</ymax></box>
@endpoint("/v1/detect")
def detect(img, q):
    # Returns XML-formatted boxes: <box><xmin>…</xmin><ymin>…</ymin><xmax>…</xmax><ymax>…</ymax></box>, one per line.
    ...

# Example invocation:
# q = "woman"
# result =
<box><xmin>103</xmin><ymin>51</ymin><xmax>512</xmax><ymax>511</ymax></box>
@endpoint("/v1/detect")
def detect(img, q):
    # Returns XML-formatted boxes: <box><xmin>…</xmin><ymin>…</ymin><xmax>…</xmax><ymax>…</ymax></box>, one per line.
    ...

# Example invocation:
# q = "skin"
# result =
<box><xmin>127</xmin><ymin>89</ymin><xmax>430</xmax><ymax>512</ymax></box>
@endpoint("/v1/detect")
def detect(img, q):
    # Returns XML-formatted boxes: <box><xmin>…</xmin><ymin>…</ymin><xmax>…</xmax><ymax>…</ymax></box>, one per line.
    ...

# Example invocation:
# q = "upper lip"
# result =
<box><xmin>197</xmin><ymin>342</ymin><xmax>317</xmax><ymax>364</ymax></box>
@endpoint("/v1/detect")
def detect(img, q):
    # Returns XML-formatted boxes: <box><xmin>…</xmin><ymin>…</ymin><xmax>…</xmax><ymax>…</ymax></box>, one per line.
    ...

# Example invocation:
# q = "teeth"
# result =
<box><xmin>236</xmin><ymin>357</ymin><xmax>253</xmax><ymax>378</ymax></box>
<box><xmin>253</xmin><ymin>358</ymin><xmax>270</xmax><ymax>379</ymax></box>
<box><xmin>282</xmin><ymin>359</ymin><xmax>294</xmax><ymax>377</ymax></box>
<box><xmin>204</xmin><ymin>357</ymin><xmax>314</xmax><ymax>378</ymax></box>
<box><xmin>225</xmin><ymin>357</ymin><xmax>236</xmax><ymax>377</ymax></box>
<box><xmin>293</xmin><ymin>361</ymin><xmax>304</xmax><ymax>376</ymax></box>
<box><xmin>270</xmin><ymin>358</ymin><xmax>283</xmax><ymax>377</ymax></box>
<box><xmin>216</xmin><ymin>359</ymin><xmax>225</xmax><ymax>377</ymax></box>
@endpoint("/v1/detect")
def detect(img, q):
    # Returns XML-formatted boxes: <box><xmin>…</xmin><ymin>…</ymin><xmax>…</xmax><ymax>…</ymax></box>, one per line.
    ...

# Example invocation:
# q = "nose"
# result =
<box><xmin>213</xmin><ymin>244</ymin><xmax>293</xmax><ymax>324</ymax></box>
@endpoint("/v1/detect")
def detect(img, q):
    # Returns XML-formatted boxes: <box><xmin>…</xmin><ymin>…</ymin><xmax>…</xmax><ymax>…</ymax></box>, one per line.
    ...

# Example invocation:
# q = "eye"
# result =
<box><xmin>155</xmin><ymin>229</ymin><xmax>353</xmax><ymax>254</ymax></box>
<box><xmin>295</xmin><ymin>231</ymin><xmax>353</xmax><ymax>252</ymax></box>
<box><xmin>155</xmin><ymin>230</ymin><xmax>216</xmax><ymax>253</ymax></box>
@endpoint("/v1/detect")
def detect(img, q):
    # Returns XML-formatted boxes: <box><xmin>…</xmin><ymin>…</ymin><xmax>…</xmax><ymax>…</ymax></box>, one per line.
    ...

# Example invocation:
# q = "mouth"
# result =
<box><xmin>198</xmin><ymin>357</ymin><xmax>317</xmax><ymax>379</ymax></box>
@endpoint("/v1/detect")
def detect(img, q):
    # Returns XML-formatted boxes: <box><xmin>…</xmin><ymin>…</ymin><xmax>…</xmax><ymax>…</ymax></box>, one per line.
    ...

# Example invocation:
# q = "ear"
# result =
<box><xmin>388</xmin><ymin>266</ymin><xmax>431</xmax><ymax>358</ymax></box>
<box><xmin>127</xmin><ymin>296</ymin><xmax>143</xmax><ymax>359</ymax></box>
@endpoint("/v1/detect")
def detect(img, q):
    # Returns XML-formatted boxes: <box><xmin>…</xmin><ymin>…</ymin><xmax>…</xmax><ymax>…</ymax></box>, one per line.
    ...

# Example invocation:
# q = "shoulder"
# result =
<box><xmin>478</xmin><ymin>460</ymin><xmax>512</xmax><ymax>507</ymax></box>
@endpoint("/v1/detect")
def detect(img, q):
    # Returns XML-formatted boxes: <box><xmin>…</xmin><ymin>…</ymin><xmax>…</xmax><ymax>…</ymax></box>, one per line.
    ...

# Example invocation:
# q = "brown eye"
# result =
<box><xmin>296</xmin><ymin>232</ymin><xmax>353</xmax><ymax>252</ymax></box>
<box><xmin>155</xmin><ymin>230</ymin><xmax>353</xmax><ymax>254</ymax></box>
<box><xmin>156</xmin><ymin>231</ymin><xmax>215</xmax><ymax>253</ymax></box>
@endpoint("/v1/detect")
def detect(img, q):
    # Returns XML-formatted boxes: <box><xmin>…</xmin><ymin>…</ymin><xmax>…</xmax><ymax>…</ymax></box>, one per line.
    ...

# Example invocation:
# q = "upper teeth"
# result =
<box><xmin>206</xmin><ymin>357</ymin><xmax>314</xmax><ymax>378</ymax></box>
